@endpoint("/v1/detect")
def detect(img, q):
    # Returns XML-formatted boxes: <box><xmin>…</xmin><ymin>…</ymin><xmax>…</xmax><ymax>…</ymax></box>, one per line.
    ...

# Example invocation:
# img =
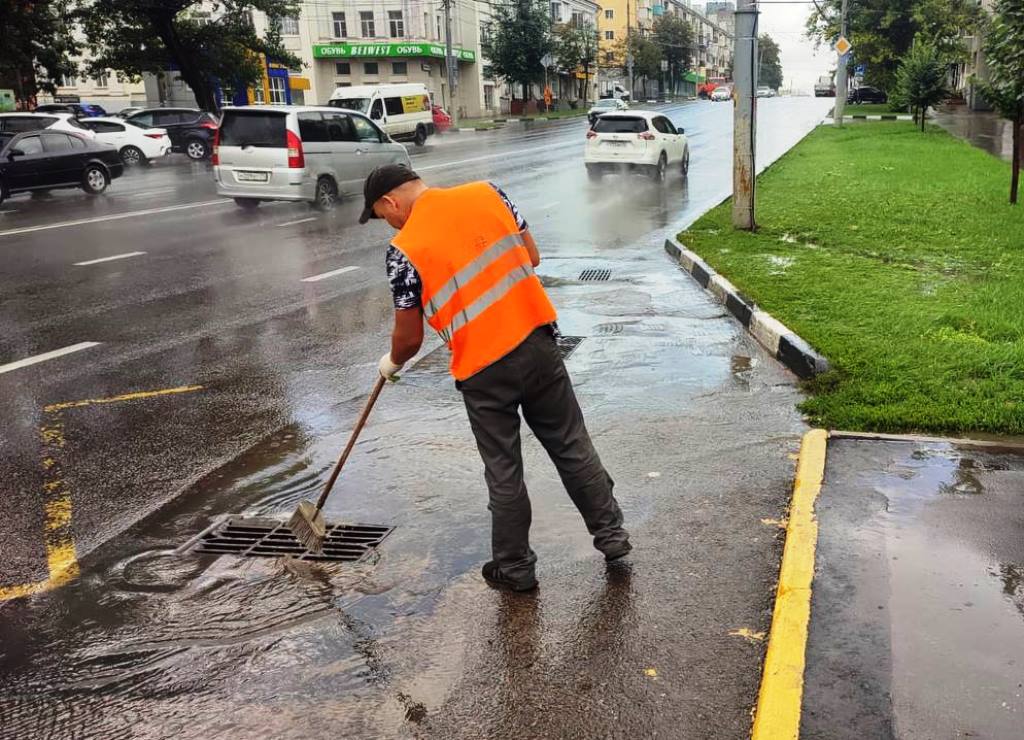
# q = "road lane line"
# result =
<box><xmin>128</xmin><ymin>187</ymin><xmax>177</xmax><ymax>198</ymax></box>
<box><xmin>44</xmin><ymin>384</ymin><xmax>204</xmax><ymax>413</ymax></box>
<box><xmin>277</xmin><ymin>217</ymin><xmax>318</xmax><ymax>227</ymax></box>
<box><xmin>0</xmin><ymin>342</ymin><xmax>100</xmax><ymax>375</ymax></box>
<box><xmin>74</xmin><ymin>251</ymin><xmax>147</xmax><ymax>266</ymax></box>
<box><xmin>751</xmin><ymin>428</ymin><xmax>829</xmax><ymax>740</ymax></box>
<box><xmin>301</xmin><ymin>265</ymin><xmax>360</xmax><ymax>283</ymax></box>
<box><xmin>0</xmin><ymin>199</ymin><xmax>232</xmax><ymax>238</ymax></box>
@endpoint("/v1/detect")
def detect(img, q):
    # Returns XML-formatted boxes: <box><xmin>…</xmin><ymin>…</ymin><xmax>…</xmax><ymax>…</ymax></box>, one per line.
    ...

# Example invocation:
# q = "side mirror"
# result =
<box><xmin>7</xmin><ymin>147</ymin><xmax>24</xmax><ymax>159</ymax></box>
<box><xmin>678</xmin><ymin>127</ymin><xmax>685</xmax><ymax>135</ymax></box>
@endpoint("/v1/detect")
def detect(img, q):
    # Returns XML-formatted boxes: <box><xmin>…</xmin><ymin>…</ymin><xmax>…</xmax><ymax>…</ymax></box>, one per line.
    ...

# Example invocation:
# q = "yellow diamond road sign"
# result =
<box><xmin>835</xmin><ymin>36</ymin><xmax>852</xmax><ymax>56</ymax></box>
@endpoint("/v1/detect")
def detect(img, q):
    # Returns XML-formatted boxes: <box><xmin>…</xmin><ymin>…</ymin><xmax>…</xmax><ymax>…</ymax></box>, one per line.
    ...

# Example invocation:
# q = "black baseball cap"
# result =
<box><xmin>359</xmin><ymin>164</ymin><xmax>421</xmax><ymax>224</ymax></box>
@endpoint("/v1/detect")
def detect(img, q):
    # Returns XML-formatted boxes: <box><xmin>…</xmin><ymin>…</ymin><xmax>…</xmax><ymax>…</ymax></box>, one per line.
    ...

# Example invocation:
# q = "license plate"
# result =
<box><xmin>236</xmin><ymin>171</ymin><xmax>269</xmax><ymax>182</ymax></box>
<box><xmin>605</xmin><ymin>140</ymin><xmax>627</xmax><ymax>146</ymax></box>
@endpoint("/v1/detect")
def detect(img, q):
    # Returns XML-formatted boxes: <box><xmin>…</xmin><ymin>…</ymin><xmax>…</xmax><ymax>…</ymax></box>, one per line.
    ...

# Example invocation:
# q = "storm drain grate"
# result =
<box><xmin>185</xmin><ymin>517</ymin><xmax>393</xmax><ymax>562</ymax></box>
<box><xmin>579</xmin><ymin>269</ymin><xmax>612</xmax><ymax>282</ymax></box>
<box><xmin>557</xmin><ymin>335</ymin><xmax>584</xmax><ymax>360</ymax></box>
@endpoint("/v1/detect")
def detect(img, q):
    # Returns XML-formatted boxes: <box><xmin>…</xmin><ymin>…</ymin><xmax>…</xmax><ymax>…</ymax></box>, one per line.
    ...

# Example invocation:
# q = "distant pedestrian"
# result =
<box><xmin>360</xmin><ymin>164</ymin><xmax>631</xmax><ymax>592</ymax></box>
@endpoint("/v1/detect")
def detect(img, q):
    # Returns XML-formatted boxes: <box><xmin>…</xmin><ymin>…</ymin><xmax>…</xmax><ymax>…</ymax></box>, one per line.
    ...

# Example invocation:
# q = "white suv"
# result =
<box><xmin>584</xmin><ymin>110</ymin><xmax>689</xmax><ymax>182</ymax></box>
<box><xmin>0</xmin><ymin>112</ymin><xmax>96</xmax><ymax>139</ymax></box>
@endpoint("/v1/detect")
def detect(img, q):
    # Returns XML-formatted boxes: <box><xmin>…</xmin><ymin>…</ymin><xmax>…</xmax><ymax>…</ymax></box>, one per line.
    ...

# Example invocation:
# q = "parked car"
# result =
<box><xmin>432</xmin><ymin>105</ymin><xmax>452</xmax><ymax>134</ymax></box>
<box><xmin>756</xmin><ymin>86</ymin><xmax>772</xmax><ymax>98</ymax></box>
<box><xmin>114</xmin><ymin>106</ymin><xmax>145</xmax><ymax>119</ymax></box>
<box><xmin>78</xmin><ymin>116</ymin><xmax>171</xmax><ymax>166</ymax></box>
<box><xmin>0</xmin><ymin>112</ymin><xmax>95</xmax><ymax>138</ymax></box>
<box><xmin>328</xmin><ymin>83</ymin><xmax>434</xmax><ymax>146</ymax></box>
<box><xmin>0</xmin><ymin>130</ymin><xmax>123</xmax><ymax>203</ymax></box>
<box><xmin>213</xmin><ymin>105</ymin><xmax>412</xmax><ymax>211</ymax></box>
<box><xmin>814</xmin><ymin>75</ymin><xmax>836</xmax><ymax>97</ymax></box>
<box><xmin>35</xmin><ymin>103</ymin><xmax>108</xmax><ymax>117</ymax></box>
<box><xmin>124</xmin><ymin>107</ymin><xmax>218</xmax><ymax>160</ymax></box>
<box><xmin>584</xmin><ymin>110</ymin><xmax>689</xmax><ymax>182</ymax></box>
<box><xmin>587</xmin><ymin>97</ymin><xmax>629</xmax><ymax>125</ymax></box>
<box><xmin>710</xmin><ymin>86</ymin><xmax>732</xmax><ymax>102</ymax></box>
<box><xmin>847</xmin><ymin>86</ymin><xmax>888</xmax><ymax>105</ymax></box>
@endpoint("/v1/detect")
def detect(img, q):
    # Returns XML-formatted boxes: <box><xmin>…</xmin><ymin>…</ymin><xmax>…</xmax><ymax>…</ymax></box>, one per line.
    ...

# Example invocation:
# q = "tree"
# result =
<box><xmin>892</xmin><ymin>38</ymin><xmax>949</xmax><ymax>131</ymax></box>
<box><xmin>974</xmin><ymin>0</ymin><xmax>1024</xmax><ymax>204</ymax></box>
<box><xmin>77</xmin><ymin>0</ymin><xmax>301</xmax><ymax>113</ymax></box>
<box><xmin>482</xmin><ymin>0</ymin><xmax>552</xmax><ymax>101</ymax></box>
<box><xmin>652</xmin><ymin>14</ymin><xmax>692</xmax><ymax>95</ymax></box>
<box><xmin>0</xmin><ymin>1</ymin><xmax>79</xmax><ymax>107</ymax></box>
<box><xmin>758</xmin><ymin>33</ymin><xmax>783</xmax><ymax>91</ymax></box>
<box><xmin>554</xmin><ymin>21</ymin><xmax>599</xmax><ymax>102</ymax></box>
<box><xmin>618</xmin><ymin>35</ymin><xmax>662</xmax><ymax>97</ymax></box>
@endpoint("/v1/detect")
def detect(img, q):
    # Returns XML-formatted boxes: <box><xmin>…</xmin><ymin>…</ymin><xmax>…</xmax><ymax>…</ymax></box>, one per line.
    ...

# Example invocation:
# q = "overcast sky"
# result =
<box><xmin>756</xmin><ymin>1</ymin><xmax>834</xmax><ymax>92</ymax></box>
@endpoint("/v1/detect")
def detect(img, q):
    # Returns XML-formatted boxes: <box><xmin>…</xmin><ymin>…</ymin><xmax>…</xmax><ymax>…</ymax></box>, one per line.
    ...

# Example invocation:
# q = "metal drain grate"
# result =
<box><xmin>579</xmin><ymin>268</ymin><xmax>612</xmax><ymax>282</ymax></box>
<box><xmin>184</xmin><ymin>517</ymin><xmax>393</xmax><ymax>562</ymax></box>
<box><xmin>557</xmin><ymin>335</ymin><xmax>584</xmax><ymax>360</ymax></box>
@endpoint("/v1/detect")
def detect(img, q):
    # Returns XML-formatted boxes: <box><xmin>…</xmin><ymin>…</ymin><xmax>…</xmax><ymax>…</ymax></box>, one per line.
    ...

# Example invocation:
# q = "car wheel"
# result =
<box><xmin>681</xmin><ymin>148</ymin><xmax>690</xmax><ymax>177</ymax></box>
<box><xmin>185</xmin><ymin>139</ymin><xmax>209</xmax><ymax>160</ymax></box>
<box><xmin>413</xmin><ymin>126</ymin><xmax>427</xmax><ymax>146</ymax></box>
<box><xmin>234</xmin><ymin>197</ymin><xmax>260</xmax><ymax>210</ymax></box>
<box><xmin>120</xmin><ymin>145</ymin><xmax>146</xmax><ymax>167</ymax></box>
<box><xmin>651</xmin><ymin>153</ymin><xmax>667</xmax><ymax>182</ymax></box>
<box><xmin>81</xmin><ymin>165</ymin><xmax>109</xmax><ymax>195</ymax></box>
<box><xmin>586</xmin><ymin>165</ymin><xmax>602</xmax><ymax>182</ymax></box>
<box><xmin>312</xmin><ymin>176</ymin><xmax>338</xmax><ymax>211</ymax></box>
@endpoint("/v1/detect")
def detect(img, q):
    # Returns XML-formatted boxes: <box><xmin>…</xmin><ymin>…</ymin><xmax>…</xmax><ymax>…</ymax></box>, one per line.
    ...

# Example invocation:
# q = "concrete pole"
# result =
<box><xmin>732</xmin><ymin>0</ymin><xmax>758</xmax><ymax>230</ymax></box>
<box><xmin>833</xmin><ymin>0</ymin><xmax>849</xmax><ymax>126</ymax></box>
<box><xmin>627</xmin><ymin>0</ymin><xmax>634</xmax><ymax>99</ymax></box>
<box><xmin>443</xmin><ymin>0</ymin><xmax>458</xmax><ymax>126</ymax></box>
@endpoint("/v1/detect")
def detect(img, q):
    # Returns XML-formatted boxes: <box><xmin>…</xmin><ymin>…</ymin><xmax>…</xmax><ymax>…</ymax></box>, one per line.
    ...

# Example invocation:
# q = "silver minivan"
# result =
<box><xmin>213</xmin><ymin>105</ymin><xmax>411</xmax><ymax>210</ymax></box>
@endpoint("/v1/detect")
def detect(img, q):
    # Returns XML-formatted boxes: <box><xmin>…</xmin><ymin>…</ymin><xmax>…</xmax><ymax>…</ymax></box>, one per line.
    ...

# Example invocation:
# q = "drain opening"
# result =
<box><xmin>185</xmin><ymin>517</ymin><xmax>393</xmax><ymax>562</ymax></box>
<box><xmin>579</xmin><ymin>269</ymin><xmax>612</xmax><ymax>282</ymax></box>
<box><xmin>557</xmin><ymin>335</ymin><xmax>584</xmax><ymax>360</ymax></box>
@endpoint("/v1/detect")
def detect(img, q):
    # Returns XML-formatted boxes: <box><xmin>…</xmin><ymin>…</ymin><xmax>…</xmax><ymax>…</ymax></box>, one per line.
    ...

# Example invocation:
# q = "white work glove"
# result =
<box><xmin>378</xmin><ymin>353</ymin><xmax>404</xmax><ymax>381</ymax></box>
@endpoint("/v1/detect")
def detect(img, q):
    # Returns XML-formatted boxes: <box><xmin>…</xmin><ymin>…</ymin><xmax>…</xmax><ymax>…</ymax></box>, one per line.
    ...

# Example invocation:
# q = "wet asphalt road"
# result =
<box><xmin>2</xmin><ymin>98</ymin><xmax>833</xmax><ymax>738</ymax></box>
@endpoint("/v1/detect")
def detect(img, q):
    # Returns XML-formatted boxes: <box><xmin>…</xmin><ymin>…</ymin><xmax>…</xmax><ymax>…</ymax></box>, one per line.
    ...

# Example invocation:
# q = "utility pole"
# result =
<box><xmin>833</xmin><ymin>0</ymin><xmax>849</xmax><ymax>126</ymax></box>
<box><xmin>732</xmin><ymin>0</ymin><xmax>758</xmax><ymax>230</ymax></box>
<box><xmin>442</xmin><ymin>0</ymin><xmax>458</xmax><ymax>127</ymax></box>
<box><xmin>626</xmin><ymin>0</ymin><xmax>634</xmax><ymax>100</ymax></box>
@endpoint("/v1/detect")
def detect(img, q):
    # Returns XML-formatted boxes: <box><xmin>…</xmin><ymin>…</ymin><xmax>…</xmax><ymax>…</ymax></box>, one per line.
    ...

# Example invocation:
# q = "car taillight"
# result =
<box><xmin>586</xmin><ymin>130</ymin><xmax>598</xmax><ymax>139</ymax></box>
<box><xmin>286</xmin><ymin>129</ymin><xmax>304</xmax><ymax>168</ymax></box>
<box><xmin>144</xmin><ymin>133</ymin><xmax>165</xmax><ymax>139</ymax></box>
<box><xmin>199</xmin><ymin>120</ymin><xmax>218</xmax><ymax>129</ymax></box>
<box><xmin>639</xmin><ymin>132</ymin><xmax>656</xmax><ymax>140</ymax></box>
<box><xmin>211</xmin><ymin>127</ymin><xmax>220</xmax><ymax>166</ymax></box>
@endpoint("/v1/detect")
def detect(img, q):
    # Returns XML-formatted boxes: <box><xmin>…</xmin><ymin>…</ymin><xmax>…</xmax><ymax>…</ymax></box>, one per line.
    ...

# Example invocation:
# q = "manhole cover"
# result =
<box><xmin>183</xmin><ymin>517</ymin><xmax>393</xmax><ymax>562</ymax></box>
<box><xmin>557</xmin><ymin>335</ymin><xmax>584</xmax><ymax>360</ymax></box>
<box><xmin>579</xmin><ymin>269</ymin><xmax>612</xmax><ymax>282</ymax></box>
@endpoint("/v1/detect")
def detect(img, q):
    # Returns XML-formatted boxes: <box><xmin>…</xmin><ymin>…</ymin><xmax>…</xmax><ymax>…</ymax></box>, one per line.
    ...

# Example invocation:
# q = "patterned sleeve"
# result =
<box><xmin>386</xmin><ymin>244</ymin><xmax>423</xmax><ymax>311</ymax></box>
<box><xmin>489</xmin><ymin>182</ymin><xmax>529</xmax><ymax>232</ymax></box>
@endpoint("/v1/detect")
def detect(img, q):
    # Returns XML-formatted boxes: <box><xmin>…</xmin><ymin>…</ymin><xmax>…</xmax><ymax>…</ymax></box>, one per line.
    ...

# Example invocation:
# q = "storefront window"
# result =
<box><xmin>392</xmin><ymin>62</ymin><xmax>408</xmax><ymax>76</ymax></box>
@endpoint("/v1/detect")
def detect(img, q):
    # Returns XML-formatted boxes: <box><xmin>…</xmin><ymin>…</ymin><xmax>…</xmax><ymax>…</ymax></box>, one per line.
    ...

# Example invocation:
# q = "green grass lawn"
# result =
<box><xmin>679</xmin><ymin>122</ymin><xmax>1024</xmax><ymax>435</ymax></box>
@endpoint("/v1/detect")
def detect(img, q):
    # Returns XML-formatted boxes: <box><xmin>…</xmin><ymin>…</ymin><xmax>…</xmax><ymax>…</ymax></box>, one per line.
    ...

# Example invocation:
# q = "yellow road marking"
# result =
<box><xmin>44</xmin><ymin>384</ymin><xmax>204</xmax><ymax>413</ymax></box>
<box><xmin>751</xmin><ymin>428</ymin><xmax>829</xmax><ymax>740</ymax></box>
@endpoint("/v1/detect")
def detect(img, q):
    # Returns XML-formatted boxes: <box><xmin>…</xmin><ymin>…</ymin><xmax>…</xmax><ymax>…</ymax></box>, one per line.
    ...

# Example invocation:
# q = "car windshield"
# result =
<box><xmin>593</xmin><ymin>116</ymin><xmax>648</xmax><ymax>134</ymax></box>
<box><xmin>594</xmin><ymin>100</ymin><xmax>617</xmax><ymax>108</ymax></box>
<box><xmin>329</xmin><ymin>98</ymin><xmax>371</xmax><ymax>113</ymax></box>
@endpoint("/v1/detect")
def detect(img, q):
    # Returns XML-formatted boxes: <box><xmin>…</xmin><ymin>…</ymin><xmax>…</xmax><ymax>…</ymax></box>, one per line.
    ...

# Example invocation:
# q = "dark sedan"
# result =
<box><xmin>847</xmin><ymin>86</ymin><xmax>888</xmax><ymax>105</ymax></box>
<box><xmin>35</xmin><ymin>103</ymin><xmax>109</xmax><ymax>117</ymax></box>
<box><xmin>124</xmin><ymin>107</ymin><xmax>218</xmax><ymax>160</ymax></box>
<box><xmin>0</xmin><ymin>130</ymin><xmax>123</xmax><ymax>203</ymax></box>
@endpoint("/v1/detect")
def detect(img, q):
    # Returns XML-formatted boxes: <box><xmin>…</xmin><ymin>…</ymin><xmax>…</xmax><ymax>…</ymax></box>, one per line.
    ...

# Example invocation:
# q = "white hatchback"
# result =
<box><xmin>584</xmin><ymin>110</ymin><xmax>689</xmax><ymax>182</ymax></box>
<box><xmin>78</xmin><ymin>117</ymin><xmax>171</xmax><ymax>166</ymax></box>
<box><xmin>0</xmin><ymin>112</ymin><xmax>96</xmax><ymax>139</ymax></box>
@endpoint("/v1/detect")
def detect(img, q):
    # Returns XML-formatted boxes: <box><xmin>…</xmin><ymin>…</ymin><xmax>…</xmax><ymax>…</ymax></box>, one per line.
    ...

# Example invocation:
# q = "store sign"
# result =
<box><xmin>312</xmin><ymin>43</ymin><xmax>476</xmax><ymax>62</ymax></box>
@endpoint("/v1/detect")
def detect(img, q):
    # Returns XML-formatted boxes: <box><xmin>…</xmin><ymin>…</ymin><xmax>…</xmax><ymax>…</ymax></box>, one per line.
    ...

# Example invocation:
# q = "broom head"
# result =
<box><xmin>289</xmin><ymin>500</ymin><xmax>327</xmax><ymax>554</ymax></box>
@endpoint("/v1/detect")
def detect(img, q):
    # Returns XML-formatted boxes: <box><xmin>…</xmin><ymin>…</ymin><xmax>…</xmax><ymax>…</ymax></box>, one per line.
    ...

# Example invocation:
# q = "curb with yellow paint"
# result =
<box><xmin>751</xmin><ymin>428</ymin><xmax>829</xmax><ymax>740</ymax></box>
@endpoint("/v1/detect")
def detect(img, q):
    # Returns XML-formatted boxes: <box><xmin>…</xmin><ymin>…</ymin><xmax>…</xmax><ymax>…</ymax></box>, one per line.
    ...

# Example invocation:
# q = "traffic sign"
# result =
<box><xmin>540</xmin><ymin>53</ymin><xmax>554</xmax><ymax>69</ymax></box>
<box><xmin>834</xmin><ymin>36</ymin><xmax>852</xmax><ymax>57</ymax></box>
<box><xmin>854</xmin><ymin>63</ymin><xmax>866</xmax><ymax>77</ymax></box>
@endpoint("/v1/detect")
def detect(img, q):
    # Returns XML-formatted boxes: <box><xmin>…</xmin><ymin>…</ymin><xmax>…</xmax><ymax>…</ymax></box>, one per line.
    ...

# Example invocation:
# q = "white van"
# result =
<box><xmin>327</xmin><ymin>83</ymin><xmax>434</xmax><ymax>146</ymax></box>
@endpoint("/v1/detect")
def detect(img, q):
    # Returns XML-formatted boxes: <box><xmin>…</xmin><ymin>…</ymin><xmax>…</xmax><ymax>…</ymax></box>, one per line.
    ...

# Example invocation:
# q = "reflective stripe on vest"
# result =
<box><xmin>423</xmin><ymin>231</ymin><xmax>525</xmax><ymax>324</ymax></box>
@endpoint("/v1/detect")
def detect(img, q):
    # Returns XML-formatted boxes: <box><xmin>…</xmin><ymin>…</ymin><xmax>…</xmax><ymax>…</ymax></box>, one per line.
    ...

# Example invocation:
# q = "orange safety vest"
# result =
<box><xmin>391</xmin><ymin>182</ymin><xmax>557</xmax><ymax>381</ymax></box>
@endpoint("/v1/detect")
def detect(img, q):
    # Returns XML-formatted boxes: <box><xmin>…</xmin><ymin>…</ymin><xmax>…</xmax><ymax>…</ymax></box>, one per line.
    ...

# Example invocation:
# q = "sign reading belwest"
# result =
<box><xmin>313</xmin><ymin>43</ymin><xmax>476</xmax><ymax>62</ymax></box>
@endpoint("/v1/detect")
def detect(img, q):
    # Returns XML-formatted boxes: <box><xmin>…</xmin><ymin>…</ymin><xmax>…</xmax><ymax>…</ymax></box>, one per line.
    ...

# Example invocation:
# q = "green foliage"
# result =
<box><xmin>620</xmin><ymin>34</ymin><xmax>662</xmax><ymax>87</ymax></box>
<box><xmin>0</xmin><ymin>0</ymin><xmax>79</xmax><ymax>105</ymax></box>
<box><xmin>892</xmin><ymin>39</ymin><xmax>949</xmax><ymax>130</ymax></box>
<box><xmin>758</xmin><ymin>33</ymin><xmax>783</xmax><ymax>91</ymax></box>
<box><xmin>482</xmin><ymin>0</ymin><xmax>552</xmax><ymax>100</ymax></box>
<box><xmin>77</xmin><ymin>0</ymin><xmax>301</xmax><ymax>112</ymax></box>
<box><xmin>652</xmin><ymin>14</ymin><xmax>692</xmax><ymax>89</ymax></box>
<box><xmin>553</xmin><ymin>21</ymin><xmax>599</xmax><ymax>101</ymax></box>
<box><xmin>680</xmin><ymin>123</ymin><xmax>1024</xmax><ymax>434</ymax></box>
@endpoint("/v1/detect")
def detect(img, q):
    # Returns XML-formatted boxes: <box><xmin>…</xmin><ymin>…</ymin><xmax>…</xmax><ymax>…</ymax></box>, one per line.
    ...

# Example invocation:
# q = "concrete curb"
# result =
<box><xmin>664</xmin><ymin>236</ymin><xmax>829</xmax><ymax>379</ymax></box>
<box><xmin>845</xmin><ymin>114</ymin><xmax>913</xmax><ymax>121</ymax></box>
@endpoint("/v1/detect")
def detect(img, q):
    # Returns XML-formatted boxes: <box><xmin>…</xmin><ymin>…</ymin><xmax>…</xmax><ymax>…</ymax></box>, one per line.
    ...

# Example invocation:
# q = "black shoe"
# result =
<box><xmin>481</xmin><ymin>561</ymin><xmax>538</xmax><ymax>592</ymax></box>
<box><xmin>603</xmin><ymin>541</ymin><xmax>632</xmax><ymax>562</ymax></box>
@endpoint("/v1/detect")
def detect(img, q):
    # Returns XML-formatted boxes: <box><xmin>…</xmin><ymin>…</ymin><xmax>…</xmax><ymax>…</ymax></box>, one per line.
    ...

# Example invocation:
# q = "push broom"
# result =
<box><xmin>289</xmin><ymin>374</ymin><xmax>387</xmax><ymax>553</ymax></box>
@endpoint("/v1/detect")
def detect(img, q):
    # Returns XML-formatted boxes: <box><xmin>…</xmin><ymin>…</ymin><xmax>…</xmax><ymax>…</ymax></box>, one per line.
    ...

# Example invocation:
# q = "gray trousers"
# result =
<box><xmin>457</xmin><ymin>327</ymin><xmax>629</xmax><ymax>582</ymax></box>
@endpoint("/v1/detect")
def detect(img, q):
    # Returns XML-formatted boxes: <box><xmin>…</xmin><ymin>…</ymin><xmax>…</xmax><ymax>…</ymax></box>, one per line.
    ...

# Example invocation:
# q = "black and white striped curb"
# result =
<box><xmin>845</xmin><ymin>114</ymin><xmax>912</xmax><ymax>121</ymax></box>
<box><xmin>664</xmin><ymin>237</ymin><xmax>829</xmax><ymax>379</ymax></box>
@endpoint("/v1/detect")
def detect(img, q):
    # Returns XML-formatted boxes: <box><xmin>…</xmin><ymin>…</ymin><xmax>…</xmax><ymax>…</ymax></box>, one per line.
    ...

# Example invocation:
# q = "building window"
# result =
<box><xmin>605</xmin><ymin>51</ymin><xmax>615</xmax><ymax>63</ymax></box>
<box><xmin>605</xmin><ymin>9</ymin><xmax>614</xmax><ymax>19</ymax></box>
<box><xmin>269</xmin><ymin>75</ymin><xmax>287</xmax><ymax>104</ymax></box>
<box><xmin>604</xmin><ymin>30</ymin><xmax>614</xmax><ymax>40</ymax></box>
<box><xmin>436</xmin><ymin>15</ymin><xmax>442</xmax><ymax>41</ymax></box>
<box><xmin>364</xmin><ymin>62</ymin><xmax>379</xmax><ymax>76</ymax></box>
<box><xmin>94</xmin><ymin>71</ymin><xmax>109</xmax><ymax>87</ymax></box>
<box><xmin>392</xmin><ymin>61</ymin><xmax>408</xmax><ymax>76</ymax></box>
<box><xmin>360</xmin><ymin>11</ymin><xmax>375</xmax><ymax>37</ymax></box>
<box><xmin>278</xmin><ymin>15</ymin><xmax>299</xmax><ymax>36</ymax></box>
<box><xmin>484</xmin><ymin>85</ymin><xmax>494</xmax><ymax>110</ymax></box>
<box><xmin>252</xmin><ymin>85</ymin><xmax>265</xmax><ymax>104</ymax></box>
<box><xmin>332</xmin><ymin>12</ymin><xmax>347</xmax><ymax>38</ymax></box>
<box><xmin>58</xmin><ymin>74</ymin><xmax>75</xmax><ymax>88</ymax></box>
<box><xmin>389</xmin><ymin>10</ymin><xmax>404</xmax><ymax>38</ymax></box>
<box><xmin>571</xmin><ymin>12</ymin><xmax>584</xmax><ymax>27</ymax></box>
<box><xmin>550</xmin><ymin>2</ymin><xmax>562</xmax><ymax>22</ymax></box>
<box><xmin>335</xmin><ymin>62</ymin><xmax>351</xmax><ymax>75</ymax></box>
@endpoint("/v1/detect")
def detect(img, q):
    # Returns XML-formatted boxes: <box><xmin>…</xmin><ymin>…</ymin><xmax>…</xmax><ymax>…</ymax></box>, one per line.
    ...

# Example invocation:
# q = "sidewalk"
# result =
<box><xmin>932</xmin><ymin>105</ymin><xmax>1016</xmax><ymax>162</ymax></box>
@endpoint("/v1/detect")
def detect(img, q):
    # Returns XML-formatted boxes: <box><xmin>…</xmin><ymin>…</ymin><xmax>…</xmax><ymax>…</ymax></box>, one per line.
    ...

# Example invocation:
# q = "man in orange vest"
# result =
<box><xmin>360</xmin><ymin>164</ymin><xmax>631</xmax><ymax>592</ymax></box>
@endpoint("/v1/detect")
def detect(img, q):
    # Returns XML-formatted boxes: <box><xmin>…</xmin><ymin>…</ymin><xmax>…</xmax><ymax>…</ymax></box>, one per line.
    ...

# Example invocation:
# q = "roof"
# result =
<box><xmin>596</xmin><ymin>110</ymin><xmax>665</xmax><ymax>120</ymax></box>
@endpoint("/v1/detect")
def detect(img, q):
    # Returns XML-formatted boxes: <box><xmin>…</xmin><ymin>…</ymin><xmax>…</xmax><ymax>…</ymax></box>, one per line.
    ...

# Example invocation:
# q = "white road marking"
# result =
<box><xmin>0</xmin><ymin>210</ymin><xmax>14</xmax><ymax>215</ymax></box>
<box><xmin>301</xmin><ymin>266</ymin><xmax>360</xmax><ymax>283</ymax></box>
<box><xmin>74</xmin><ymin>251</ymin><xmax>147</xmax><ymax>266</ymax></box>
<box><xmin>0</xmin><ymin>200</ymin><xmax>232</xmax><ymax>239</ymax></box>
<box><xmin>277</xmin><ymin>217</ymin><xmax>318</xmax><ymax>227</ymax></box>
<box><xmin>0</xmin><ymin>342</ymin><xmax>101</xmax><ymax>375</ymax></box>
<box><xmin>417</xmin><ymin>141</ymin><xmax>579</xmax><ymax>172</ymax></box>
<box><xmin>128</xmin><ymin>187</ymin><xmax>177</xmax><ymax>198</ymax></box>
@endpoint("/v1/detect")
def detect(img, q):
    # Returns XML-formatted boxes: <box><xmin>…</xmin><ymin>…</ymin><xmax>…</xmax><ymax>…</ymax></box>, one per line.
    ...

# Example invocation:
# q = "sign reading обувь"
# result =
<box><xmin>312</xmin><ymin>43</ymin><xmax>476</xmax><ymax>62</ymax></box>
